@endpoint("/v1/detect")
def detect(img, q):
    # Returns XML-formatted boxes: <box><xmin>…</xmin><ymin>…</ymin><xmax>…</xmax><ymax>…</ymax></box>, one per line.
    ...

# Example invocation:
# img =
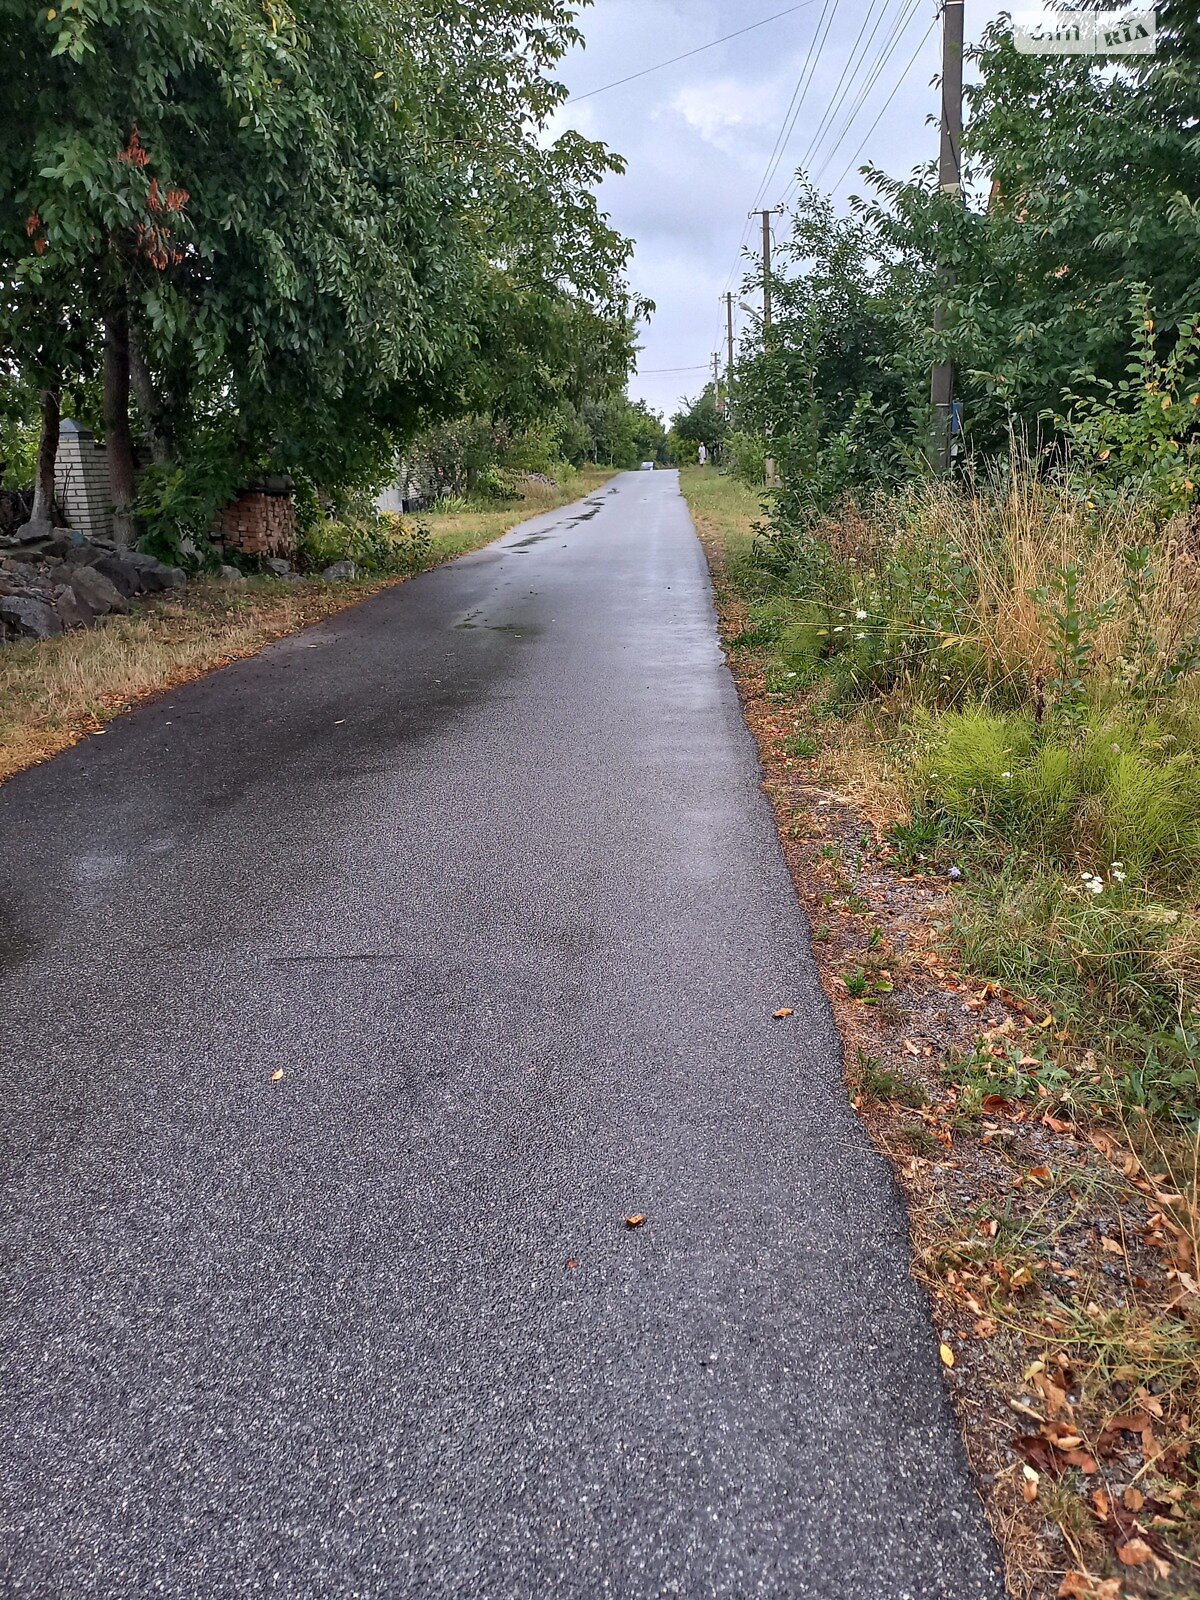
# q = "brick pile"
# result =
<box><xmin>216</xmin><ymin>478</ymin><xmax>297</xmax><ymax>559</ymax></box>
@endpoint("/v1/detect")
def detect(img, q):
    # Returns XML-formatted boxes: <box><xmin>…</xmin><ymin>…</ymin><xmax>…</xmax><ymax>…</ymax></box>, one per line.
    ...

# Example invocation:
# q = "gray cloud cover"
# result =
<box><xmin>550</xmin><ymin>1</ymin><xmax>1010</xmax><ymax>421</ymax></box>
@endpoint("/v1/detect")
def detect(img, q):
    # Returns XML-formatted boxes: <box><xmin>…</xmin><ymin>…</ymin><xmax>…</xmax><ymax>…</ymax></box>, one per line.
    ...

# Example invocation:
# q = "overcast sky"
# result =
<box><xmin>548</xmin><ymin>0</ymin><xmax>1011</xmax><ymax>421</ymax></box>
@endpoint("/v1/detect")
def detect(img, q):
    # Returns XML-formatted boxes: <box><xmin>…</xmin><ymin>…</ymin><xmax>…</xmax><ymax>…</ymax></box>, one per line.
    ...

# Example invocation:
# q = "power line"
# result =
<box><xmin>784</xmin><ymin>0</ymin><xmax>925</xmax><ymax>202</ymax></box>
<box><xmin>793</xmin><ymin>0</ymin><xmax>905</xmax><ymax>183</ymax></box>
<box><xmin>639</xmin><ymin>363</ymin><xmax>713</xmax><ymax>375</ymax></box>
<box><xmin>826</xmin><ymin>13</ymin><xmax>937</xmax><ymax>192</ymax></box>
<box><xmin>753</xmin><ymin>0</ymin><xmax>841</xmax><ymax>206</ymax></box>
<box><xmin>566</xmin><ymin>1</ymin><xmax>819</xmax><ymax>104</ymax></box>
<box><xmin>715</xmin><ymin>0</ymin><xmax>836</xmax><ymax>326</ymax></box>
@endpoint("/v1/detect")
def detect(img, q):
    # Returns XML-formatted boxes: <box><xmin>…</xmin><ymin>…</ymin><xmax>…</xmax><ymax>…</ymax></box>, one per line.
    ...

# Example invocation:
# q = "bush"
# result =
<box><xmin>298</xmin><ymin>512</ymin><xmax>432</xmax><ymax>577</ymax></box>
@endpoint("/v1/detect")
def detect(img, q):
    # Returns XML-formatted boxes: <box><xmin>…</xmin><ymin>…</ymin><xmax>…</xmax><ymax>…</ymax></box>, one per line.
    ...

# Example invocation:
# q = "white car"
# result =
<box><xmin>640</xmin><ymin>461</ymin><xmax>655</xmax><ymax>471</ymax></box>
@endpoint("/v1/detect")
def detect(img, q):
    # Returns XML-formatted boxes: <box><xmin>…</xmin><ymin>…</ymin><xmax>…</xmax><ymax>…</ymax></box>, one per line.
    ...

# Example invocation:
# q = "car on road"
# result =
<box><xmin>640</xmin><ymin>461</ymin><xmax>655</xmax><ymax>471</ymax></box>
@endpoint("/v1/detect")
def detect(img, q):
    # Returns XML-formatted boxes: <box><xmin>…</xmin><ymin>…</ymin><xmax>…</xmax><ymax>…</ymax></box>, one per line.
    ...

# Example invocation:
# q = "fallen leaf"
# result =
<box><xmin>1028</xmin><ymin>1165</ymin><xmax>1052</xmax><ymax>1182</ymax></box>
<box><xmin>1123</xmin><ymin>1486</ymin><xmax>1145</xmax><ymax>1512</ymax></box>
<box><xmin>1091</xmin><ymin>1487</ymin><xmax>1110</xmax><ymax>1521</ymax></box>
<box><xmin>939</xmin><ymin>1343</ymin><xmax>955</xmax><ymax>1368</ymax></box>
<box><xmin>1058</xmin><ymin>1577</ymin><xmax>1120</xmax><ymax>1600</ymax></box>
<box><xmin>982</xmin><ymin>1093</ymin><xmax>1012</xmax><ymax>1114</ymax></box>
<box><xmin>1101</xmin><ymin>1236</ymin><xmax>1126</xmax><ymax>1256</ymax></box>
<box><xmin>772</xmin><ymin>1008</ymin><xmax>794</xmax><ymax>1019</ymax></box>
<box><xmin>625</xmin><ymin>1214</ymin><xmax>647</xmax><ymax>1229</ymax></box>
<box><xmin>1022</xmin><ymin>1466</ymin><xmax>1039</xmax><ymax>1502</ymax></box>
<box><xmin>1116</xmin><ymin>1537</ymin><xmax>1155</xmax><ymax>1567</ymax></box>
<box><xmin>974</xmin><ymin>1316</ymin><xmax>998</xmax><ymax>1338</ymax></box>
<box><xmin>271</xmin><ymin>1069</ymin><xmax>285</xmax><ymax>1082</ymax></box>
<box><xmin>566</xmin><ymin>1259</ymin><xmax>578</xmax><ymax>1270</ymax></box>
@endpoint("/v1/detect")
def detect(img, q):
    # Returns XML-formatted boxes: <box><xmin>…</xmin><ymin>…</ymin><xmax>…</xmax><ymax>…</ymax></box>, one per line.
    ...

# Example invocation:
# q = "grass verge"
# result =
<box><xmin>682</xmin><ymin>464</ymin><xmax>1200</xmax><ymax>1600</ymax></box>
<box><xmin>0</xmin><ymin>469</ymin><xmax>614</xmax><ymax>786</ymax></box>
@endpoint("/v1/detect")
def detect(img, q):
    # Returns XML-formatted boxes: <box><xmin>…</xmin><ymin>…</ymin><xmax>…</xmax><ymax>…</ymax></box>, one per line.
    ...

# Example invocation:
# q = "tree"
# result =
<box><xmin>0</xmin><ymin>0</ymin><xmax>641</xmax><ymax>545</ymax></box>
<box><xmin>669</xmin><ymin>386</ymin><xmax>728</xmax><ymax>464</ymax></box>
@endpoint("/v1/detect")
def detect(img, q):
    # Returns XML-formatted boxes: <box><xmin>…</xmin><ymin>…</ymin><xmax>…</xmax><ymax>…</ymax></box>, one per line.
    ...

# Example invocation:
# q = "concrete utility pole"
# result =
<box><xmin>725</xmin><ymin>292</ymin><xmax>736</xmax><ymax>410</ymax></box>
<box><xmin>930</xmin><ymin>0</ymin><xmax>965</xmax><ymax>473</ymax></box>
<box><xmin>712</xmin><ymin>350</ymin><xmax>721</xmax><ymax>409</ymax></box>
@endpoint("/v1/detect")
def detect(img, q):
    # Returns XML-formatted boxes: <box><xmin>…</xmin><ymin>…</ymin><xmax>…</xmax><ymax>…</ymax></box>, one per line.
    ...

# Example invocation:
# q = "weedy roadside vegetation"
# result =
<box><xmin>684</xmin><ymin>463</ymin><xmax>1200</xmax><ymax>1598</ymax></box>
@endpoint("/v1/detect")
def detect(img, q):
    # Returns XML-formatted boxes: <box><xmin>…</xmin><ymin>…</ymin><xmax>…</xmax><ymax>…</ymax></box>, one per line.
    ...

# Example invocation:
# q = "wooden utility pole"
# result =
<box><xmin>930</xmin><ymin>0</ymin><xmax>965</xmax><ymax>473</ymax></box>
<box><xmin>750</xmin><ymin>208</ymin><xmax>783</xmax><ymax>484</ymax></box>
<box><xmin>751</xmin><ymin>208</ymin><xmax>783</xmax><ymax>331</ymax></box>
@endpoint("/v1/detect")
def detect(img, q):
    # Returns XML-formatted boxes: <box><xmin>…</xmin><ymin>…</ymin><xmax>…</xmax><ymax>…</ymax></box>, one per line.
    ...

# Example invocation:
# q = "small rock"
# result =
<box><xmin>5</xmin><ymin>541</ymin><xmax>59</xmax><ymax>564</ymax></box>
<box><xmin>89</xmin><ymin>552</ymin><xmax>145</xmax><ymax>597</ymax></box>
<box><xmin>0</xmin><ymin>595</ymin><xmax>62</xmax><ymax>641</ymax></box>
<box><xmin>321</xmin><ymin>559</ymin><xmax>357</xmax><ymax>581</ymax></box>
<box><xmin>263</xmin><ymin>557</ymin><xmax>293</xmax><ymax>577</ymax></box>
<box><xmin>123</xmin><ymin>551</ymin><xmax>186</xmax><ymax>590</ymax></box>
<box><xmin>219</xmin><ymin>564</ymin><xmax>247</xmax><ymax>584</ymax></box>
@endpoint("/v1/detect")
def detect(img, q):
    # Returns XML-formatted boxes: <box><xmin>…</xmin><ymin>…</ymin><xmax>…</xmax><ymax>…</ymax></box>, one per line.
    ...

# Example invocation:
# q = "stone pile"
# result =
<box><xmin>0</xmin><ymin>519</ymin><xmax>185</xmax><ymax>645</ymax></box>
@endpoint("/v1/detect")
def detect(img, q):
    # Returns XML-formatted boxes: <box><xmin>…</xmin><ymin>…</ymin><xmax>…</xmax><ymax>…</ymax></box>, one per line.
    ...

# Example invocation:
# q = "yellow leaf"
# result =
<box><xmin>940</xmin><ymin>1343</ymin><xmax>955</xmax><ymax>1368</ymax></box>
<box><xmin>47</xmin><ymin>6</ymin><xmax>56</xmax><ymax>16</ymax></box>
<box><xmin>271</xmin><ymin>1069</ymin><xmax>285</xmax><ymax>1082</ymax></box>
<box><xmin>374</xmin><ymin>70</ymin><xmax>384</xmax><ymax>78</ymax></box>
<box><xmin>625</xmin><ymin>1213</ymin><xmax>647</xmax><ymax>1229</ymax></box>
<box><xmin>772</xmin><ymin>1007</ymin><xmax>794</xmax><ymax>1019</ymax></box>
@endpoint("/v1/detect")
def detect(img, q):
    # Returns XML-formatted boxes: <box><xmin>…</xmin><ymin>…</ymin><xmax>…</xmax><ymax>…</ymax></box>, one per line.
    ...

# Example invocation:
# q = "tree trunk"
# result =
<box><xmin>104</xmin><ymin>303</ymin><xmax>137</xmax><ymax>547</ymax></box>
<box><xmin>29</xmin><ymin>384</ymin><xmax>60</xmax><ymax>524</ymax></box>
<box><xmin>129</xmin><ymin>323</ymin><xmax>171</xmax><ymax>466</ymax></box>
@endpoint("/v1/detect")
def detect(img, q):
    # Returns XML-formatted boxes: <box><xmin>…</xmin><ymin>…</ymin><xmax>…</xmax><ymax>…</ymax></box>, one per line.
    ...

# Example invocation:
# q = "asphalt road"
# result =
<box><xmin>0</xmin><ymin>470</ymin><xmax>1001</xmax><ymax>1598</ymax></box>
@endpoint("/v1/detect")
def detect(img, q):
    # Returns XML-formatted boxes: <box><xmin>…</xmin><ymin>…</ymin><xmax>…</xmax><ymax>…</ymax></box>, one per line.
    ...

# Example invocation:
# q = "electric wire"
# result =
<box><xmin>826</xmin><ymin>12</ymin><xmax>938</xmax><ymax>192</ymax></box>
<box><xmin>789</xmin><ymin>0</ymin><xmax>898</xmax><ymax>185</ymax></box>
<box><xmin>566</xmin><ymin>1</ymin><xmax>818</xmax><ymax>104</ymax></box>
<box><xmin>783</xmin><ymin>0</ymin><xmax>926</xmax><ymax>202</ymax></box>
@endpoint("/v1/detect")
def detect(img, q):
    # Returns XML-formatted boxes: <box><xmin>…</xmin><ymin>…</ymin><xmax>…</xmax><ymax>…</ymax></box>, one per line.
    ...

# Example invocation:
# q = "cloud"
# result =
<box><xmin>552</xmin><ymin>0</ymin><xmax>1012</xmax><ymax>420</ymax></box>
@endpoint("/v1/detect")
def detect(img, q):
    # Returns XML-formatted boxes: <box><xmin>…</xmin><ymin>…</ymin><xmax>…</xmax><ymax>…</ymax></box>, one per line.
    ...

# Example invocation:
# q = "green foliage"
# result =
<box><xmin>668</xmin><ymin>385</ymin><xmax>727</xmax><ymax>462</ymax></box>
<box><xmin>298</xmin><ymin>512</ymin><xmax>432</xmax><ymax>577</ymax></box>
<box><xmin>729</xmin><ymin>12</ymin><xmax>1200</xmax><ymax>508</ymax></box>
<box><xmin>133</xmin><ymin>438</ymin><xmax>242</xmax><ymax>569</ymax></box>
<box><xmin>1058</xmin><ymin>298</ymin><xmax>1200</xmax><ymax>519</ymax></box>
<box><xmin>0</xmin><ymin>0</ymin><xmax>643</xmax><ymax>537</ymax></box>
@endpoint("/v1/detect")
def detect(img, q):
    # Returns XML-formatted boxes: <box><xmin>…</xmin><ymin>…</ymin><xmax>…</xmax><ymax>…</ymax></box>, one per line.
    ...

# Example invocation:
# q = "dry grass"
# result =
<box><xmin>0</xmin><ymin>472</ymin><xmax>614</xmax><ymax>786</ymax></box>
<box><xmin>827</xmin><ymin>473</ymin><xmax>1200</xmax><ymax>690</ymax></box>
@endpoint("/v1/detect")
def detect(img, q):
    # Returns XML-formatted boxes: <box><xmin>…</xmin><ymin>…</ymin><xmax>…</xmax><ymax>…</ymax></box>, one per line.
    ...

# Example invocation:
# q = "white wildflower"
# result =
<box><xmin>855</xmin><ymin>608</ymin><xmax>868</xmax><ymax>621</ymax></box>
<box><xmin>1001</xmin><ymin>771</ymin><xmax>1012</xmax><ymax>780</ymax></box>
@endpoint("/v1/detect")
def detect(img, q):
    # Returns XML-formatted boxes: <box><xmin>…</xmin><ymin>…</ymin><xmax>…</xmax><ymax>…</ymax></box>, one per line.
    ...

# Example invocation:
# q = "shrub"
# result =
<box><xmin>298</xmin><ymin>512</ymin><xmax>432</xmax><ymax>577</ymax></box>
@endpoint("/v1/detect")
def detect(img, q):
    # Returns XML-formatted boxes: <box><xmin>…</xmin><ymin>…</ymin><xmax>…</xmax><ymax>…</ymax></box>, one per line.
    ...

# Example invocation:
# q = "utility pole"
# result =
<box><xmin>930</xmin><ymin>0</ymin><xmax>965</xmax><ymax>473</ymax></box>
<box><xmin>750</xmin><ymin>208</ymin><xmax>784</xmax><ymax>485</ymax></box>
<box><xmin>750</xmin><ymin>208</ymin><xmax>783</xmax><ymax>331</ymax></box>
<box><xmin>724</xmin><ymin>292</ymin><xmax>735</xmax><ymax>415</ymax></box>
<box><xmin>712</xmin><ymin>350</ymin><xmax>721</xmax><ymax>409</ymax></box>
